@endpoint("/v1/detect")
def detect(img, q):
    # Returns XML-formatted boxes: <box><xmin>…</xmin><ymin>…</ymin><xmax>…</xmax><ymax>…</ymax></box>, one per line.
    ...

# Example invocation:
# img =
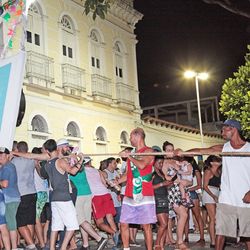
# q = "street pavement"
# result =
<box><xmin>86</xmin><ymin>231</ymin><xmax>246</xmax><ymax>249</ymax></box>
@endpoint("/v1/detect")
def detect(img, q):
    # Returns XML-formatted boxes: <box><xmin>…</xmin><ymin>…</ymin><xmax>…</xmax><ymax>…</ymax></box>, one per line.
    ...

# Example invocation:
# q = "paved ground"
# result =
<box><xmin>85</xmin><ymin>232</ymin><xmax>246</xmax><ymax>250</ymax></box>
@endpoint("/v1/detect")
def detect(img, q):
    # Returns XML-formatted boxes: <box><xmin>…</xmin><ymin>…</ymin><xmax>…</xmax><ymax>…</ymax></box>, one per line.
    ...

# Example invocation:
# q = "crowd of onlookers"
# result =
<box><xmin>0</xmin><ymin>138</ymin><xmax>224</xmax><ymax>250</ymax></box>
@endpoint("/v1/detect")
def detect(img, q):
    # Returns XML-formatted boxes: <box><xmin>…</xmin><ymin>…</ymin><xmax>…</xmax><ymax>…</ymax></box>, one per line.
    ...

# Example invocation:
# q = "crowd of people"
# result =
<box><xmin>0</xmin><ymin>119</ymin><xmax>249</xmax><ymax>250</ymax></box>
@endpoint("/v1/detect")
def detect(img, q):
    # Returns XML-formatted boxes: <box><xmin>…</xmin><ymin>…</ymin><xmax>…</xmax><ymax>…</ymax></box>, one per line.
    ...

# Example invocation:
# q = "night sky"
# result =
<box><xmin>134</xmin><ymin>0</ymin><xmax>250</xmax><ymax>107</ymax></box>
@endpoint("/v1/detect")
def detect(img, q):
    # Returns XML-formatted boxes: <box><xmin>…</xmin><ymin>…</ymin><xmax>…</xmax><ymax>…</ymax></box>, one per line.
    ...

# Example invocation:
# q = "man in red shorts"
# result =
<box><xmin>84</xmin><ymin>157</ymin><xmax>119</xmax><ymax>249</ymax></box>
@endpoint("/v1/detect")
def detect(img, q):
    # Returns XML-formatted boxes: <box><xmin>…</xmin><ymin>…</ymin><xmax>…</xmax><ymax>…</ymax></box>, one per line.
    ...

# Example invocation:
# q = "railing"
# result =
<box><xmin>25</xmin><ymin>51</ymin><xmax>54</xmax><ymax>88</ymax></box>
<box><xmin>116</xmin><ymin>82</ymin><xmax>134</xmax><ymax>105</ymax></box>
<box><xmin>62</xmin><ymin>64</ymin><xmax>86</xmax><ymax>95</ymax></box>
<box><xmin>91</xmin><ymin>74</ymin><xmax>112</xmax><ymax>98</ymax></box>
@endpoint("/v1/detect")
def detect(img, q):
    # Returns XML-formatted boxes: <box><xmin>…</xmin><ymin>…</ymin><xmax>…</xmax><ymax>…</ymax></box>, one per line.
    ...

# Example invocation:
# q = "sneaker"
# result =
<box><xmin>113</xmin><ymin>231</ymin><xmax>120</xmax><ymax>246</ymax></box>
<box><xmin>25</xmin><ymin>245</ymin><xmax>37</xmax><ymax>250</ymax></box>
<box><xmin>18</xmin><ymin>243</ymin><xmax>26</xmax><ymax>249</ymax></box>
<box><xmin>96</xmin><ymin>237</ymin><xmax>108</xmax><ymax>250</ymax></box>
<box><xmin>129</xmin><ymin>241</ymin><xmax>141</xmax><ymax>247</ymax></box>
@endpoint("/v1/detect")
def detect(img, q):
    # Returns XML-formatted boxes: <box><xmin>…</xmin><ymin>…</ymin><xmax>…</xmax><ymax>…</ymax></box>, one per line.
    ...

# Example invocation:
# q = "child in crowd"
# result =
<box><xmin>163</xmin><ymin>157</ymin><xmax>193</xmax><ymax>207</ymax></box>
<box><xmin>175</xmin><ymin>157</ymin><xmax>193</xmax><ymax>206</ymax></box>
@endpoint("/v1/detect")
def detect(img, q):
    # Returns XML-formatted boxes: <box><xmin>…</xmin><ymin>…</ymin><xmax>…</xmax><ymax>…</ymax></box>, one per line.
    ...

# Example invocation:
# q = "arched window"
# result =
<box><xmin>120</xmin><ymin>131</ymin><xmax>129</xmax><ymax>144</ymax></box>
<box><xmin>27</xmin><ymin>3</ymin><xmax>44</xmax><ymax>53</ymax></box>
<box><xmin>66</xmin><ymin>121</ymin><xmax>80</xmax><ymax>137</ymax></box>
<box><xmin>60</xmin><ymin>15</ymin><xmax>76</xmax><ymax>62</ymax></box>
<box><xmin>114</xmin><ymin>41</ymin><xmax>124</xmax><ymax>79</ymax></box>
<box><xmin>31</xmin><ymin>115</ymin><xmax>48</xmax><ymax>133</ymax></box>
<box><xmin>90</xmin><ymin>30</ymin><xmax>100</xmax><ymax>42</ymax></box>
<box><xmin>61</xmin><ymin>16</ymin><xmax>73</xmax><ymax>31</ymax></box>
<box><xmin>90</xmin><ymin>29</ymin><xmax>102</xmax><ymax>73</ymax></box>
<box><xmin>96</xmin><ymin>126</ymin><xmax>107</xmax><ymax>141</ymax></box>
<box><xmin>29</xmin><ymin>4</ymin><xmax>39</xmax><ymax>14</ymax></box>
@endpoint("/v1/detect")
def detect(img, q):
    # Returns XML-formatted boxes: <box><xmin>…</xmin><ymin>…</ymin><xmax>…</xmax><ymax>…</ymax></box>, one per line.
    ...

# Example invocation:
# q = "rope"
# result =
<box><xmin>80</xmin><ymin>151</ymin><xmax>250</xmax><ymax>157</ymax></box>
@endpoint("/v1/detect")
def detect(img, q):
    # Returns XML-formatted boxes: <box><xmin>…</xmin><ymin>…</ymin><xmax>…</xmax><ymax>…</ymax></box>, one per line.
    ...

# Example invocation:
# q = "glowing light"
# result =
<box><xmin>198</xmin><ymin>72</ymin><xmax>209</xmax><ymax>80</ymax></box>
<box><xmin>184</xmin><ymin>70</ymin><xmax>209</xmax><ymax>80</ymax></box>
<box><xmin>184</xmin><ymin>70</ymin><xmax>196</xmax><ymax>78</ymax></box>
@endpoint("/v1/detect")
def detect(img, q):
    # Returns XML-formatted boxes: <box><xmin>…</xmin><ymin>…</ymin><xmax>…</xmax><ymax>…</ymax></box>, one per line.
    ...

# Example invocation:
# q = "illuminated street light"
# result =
<box><xmin>184</xmin><ymin>70</ymin><xmax>209</xmax><ymax>146</ymax></box>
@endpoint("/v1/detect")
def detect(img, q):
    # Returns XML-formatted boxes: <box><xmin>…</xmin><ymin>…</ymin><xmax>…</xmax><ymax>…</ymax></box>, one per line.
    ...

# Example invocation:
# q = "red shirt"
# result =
<box><xmin>125</xmin><ymin>146</ymin><xmax>154</xmax><ymax>197</ymax></box>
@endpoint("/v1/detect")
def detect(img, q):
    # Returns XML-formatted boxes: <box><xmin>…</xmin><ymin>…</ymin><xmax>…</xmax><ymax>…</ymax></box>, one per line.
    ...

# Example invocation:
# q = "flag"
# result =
<box><xmin>0</xmin><ymin>51</ymin><xmax>26</xmax><ymax>150</ymax></box>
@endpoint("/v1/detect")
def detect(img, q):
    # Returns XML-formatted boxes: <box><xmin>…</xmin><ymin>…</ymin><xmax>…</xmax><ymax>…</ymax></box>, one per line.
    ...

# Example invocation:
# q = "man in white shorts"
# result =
<box><xmin>43</xmin><ymin>139</ymin><xmax>83</xmax><ymax>250</ymax></box>
<box><xmin>176</xmin><ymin>119</ymin><xmax>250</xmax><ymax>250</ymax></box>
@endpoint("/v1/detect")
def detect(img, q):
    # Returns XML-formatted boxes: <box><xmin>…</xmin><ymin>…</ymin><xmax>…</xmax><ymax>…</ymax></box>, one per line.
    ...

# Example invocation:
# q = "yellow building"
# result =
<box><xmin>2</xmin><ymin>0</ymin><xmax>223</xmax><ymax>165</ymax></box>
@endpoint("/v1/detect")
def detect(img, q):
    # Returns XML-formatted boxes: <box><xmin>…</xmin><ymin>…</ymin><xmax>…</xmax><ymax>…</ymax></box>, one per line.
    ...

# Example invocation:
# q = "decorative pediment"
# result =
<box><xmin>109</xmin><ymin>0</ymin><xmax>143</xmax><ymax>27</ymax></box>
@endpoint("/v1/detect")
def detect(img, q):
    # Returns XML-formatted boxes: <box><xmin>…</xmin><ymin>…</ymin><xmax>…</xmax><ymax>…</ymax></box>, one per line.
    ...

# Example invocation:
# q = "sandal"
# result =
<box><xmin>154</xmin><ymin>245</ymin><xmax>162</xmax><ymax>250</ymax></box>
<box><xmin>195</xmin><ymin>239</ymin><xmax>205</xmax><ymax>246</ymax></box>
<box><xmin>165</xmin><ymin>240</ymin><xmax>176</xmax><ymax>246</ymax></box>
<box><xmin>175</xmin><ymin>242</ymin><xmax>190</xmax><ymax>250</ymax></box>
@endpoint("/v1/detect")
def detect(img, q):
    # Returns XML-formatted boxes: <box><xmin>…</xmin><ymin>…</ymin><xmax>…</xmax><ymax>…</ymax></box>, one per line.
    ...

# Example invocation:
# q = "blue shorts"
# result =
<box><xmin>189</xmin><ymin>191</ymin><xmax>198</xmax><ymax>200</ymax></box>
<box><xmin>114</xmin><ymin>206</ymin><xmax>122</xmax><ymax>223</ymax></box>
<box><xmin>0</xmin><ymin>192</ymin><xmax>6</xmax><ymax>225</ymax></box>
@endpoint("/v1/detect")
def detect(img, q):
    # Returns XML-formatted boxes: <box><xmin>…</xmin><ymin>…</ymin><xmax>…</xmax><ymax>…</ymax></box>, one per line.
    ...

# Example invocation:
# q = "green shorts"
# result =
<box><xmin>36</xmin><ymin>191</ymin><xmax>48</xmax><ymax>219</ymax></box>
<box><xmin>5</xmin><ymin>202</ymin><xmax>20</xmax><ymax>231</ymax></box>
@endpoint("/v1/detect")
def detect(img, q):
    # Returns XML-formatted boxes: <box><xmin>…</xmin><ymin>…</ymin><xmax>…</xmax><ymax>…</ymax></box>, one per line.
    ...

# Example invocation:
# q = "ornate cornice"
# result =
<box><xmin>109</xmin><ymin>0</ymin><xmax>143</xmax><ymax>28</ymax></box>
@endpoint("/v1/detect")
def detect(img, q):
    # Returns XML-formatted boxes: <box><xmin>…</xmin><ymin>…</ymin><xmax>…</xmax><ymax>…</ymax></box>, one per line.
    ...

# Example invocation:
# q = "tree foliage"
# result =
<box><xmin>82</xmin><ymin>0</ymin><xmax>112</xmax><ymax>20</ymax></box>
<box><xmin>219</xmin><ymin>45</ymin><xmax>250</xmax><ymax>138</ymax></box>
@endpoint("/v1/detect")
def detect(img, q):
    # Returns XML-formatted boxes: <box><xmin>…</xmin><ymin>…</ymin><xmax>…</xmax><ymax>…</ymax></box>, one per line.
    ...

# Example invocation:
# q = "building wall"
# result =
<box><xmin>142</xmin><ymin>122</ymin><xmax>223</xmax><ymax>151</ymax></box>
<box><xmin>2</xmin><ymin>0</ymin><xmax>224</xmax><ymax>166</ymax></box>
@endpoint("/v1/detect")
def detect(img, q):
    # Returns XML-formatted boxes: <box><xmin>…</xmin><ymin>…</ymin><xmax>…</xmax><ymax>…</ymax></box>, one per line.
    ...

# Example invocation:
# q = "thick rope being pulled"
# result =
<box><xmin>80</xmin><ymin>151</ymin><xmax>250</xmax><ymax>157</ymax></box>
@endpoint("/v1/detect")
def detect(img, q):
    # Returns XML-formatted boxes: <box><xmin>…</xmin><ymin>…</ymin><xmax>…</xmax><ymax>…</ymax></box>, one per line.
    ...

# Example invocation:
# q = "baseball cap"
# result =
<box><xmin>223</xmin><ymin>119</ymin><xmax>241</xmax><ymax>131</ymax></box>
<box><xmin>152</xmin><ymin>145</ymin><xmax>162</xmax><ymax>152</ymax></box>
<box><xmin>0</xmin><ymin>147</ymin><xmax>10</xmax><ymax>154</ymax></box>
<box><xmin>83</xmin><ymin>156</ymin><xmax>92</xmax><ymax>164</ymax></box>
<box><xmin>56</xmin><ymin>138</ymin><xmax>70</xmax><ymax>147</ymax></box>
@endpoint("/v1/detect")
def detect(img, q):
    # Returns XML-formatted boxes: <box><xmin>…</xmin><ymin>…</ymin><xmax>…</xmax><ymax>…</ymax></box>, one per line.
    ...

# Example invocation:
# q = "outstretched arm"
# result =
<box><xmin>187</xmin><ymin>144</ymin><xmax>223</xmax><ymax>154</ymax></box>
<box><xmin>175</xmin><ymin>144</ymin><xmax>223</xmax><ymax>157</ymax></box>
<box><xmin>12</xmin><ymin>151</ymin><xmax>50</xmax><ymax>161</ymax></box>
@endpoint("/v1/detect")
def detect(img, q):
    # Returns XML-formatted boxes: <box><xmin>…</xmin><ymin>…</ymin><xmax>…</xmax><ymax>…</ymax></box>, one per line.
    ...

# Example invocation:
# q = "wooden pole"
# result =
<box><xmin>80</xmin><ymin>151</ymin><xmax>250</xmax><ymax>157</ymax></box>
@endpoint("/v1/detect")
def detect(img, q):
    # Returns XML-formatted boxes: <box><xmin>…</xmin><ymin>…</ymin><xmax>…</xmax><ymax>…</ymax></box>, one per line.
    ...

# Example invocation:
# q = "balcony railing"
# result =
<box><xmin>62</xmin><ymin>64</ymin><xmax>86</xmax><ymax>96</ymax></box>
<box><xmin>116</xmin><ymin>82</ymin><xmax>134</xmax><ymax>105</ymax></box>
<box><xmin>91</xmin><ymin>74</ymin><xmax>112</xmax><ymax>98</ymax></box>
<box><xmin>25</xmin><ymin>51</ymin><xmax>54</xmax><ymax>88</ymax></box>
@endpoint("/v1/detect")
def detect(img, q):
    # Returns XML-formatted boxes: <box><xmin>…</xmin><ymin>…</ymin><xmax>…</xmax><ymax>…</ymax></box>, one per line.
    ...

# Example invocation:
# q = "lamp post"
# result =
<box><xmin>184</xmin><ymin>71</ymin><xmax>209</xmax><ymax>146</ymax></box>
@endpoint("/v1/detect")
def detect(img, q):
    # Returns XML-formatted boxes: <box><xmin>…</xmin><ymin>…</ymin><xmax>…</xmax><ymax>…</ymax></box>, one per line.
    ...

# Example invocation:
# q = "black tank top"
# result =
<box><xmin>45</xmin><ymin>157</ymin><xmax>72</xmax><ymax>202</ymax></box>
<box><xmin>208</xmin><ymin>174</ymin><xmax>221</xmax><ymax>188</ymax></box>
<box><xmin>153</xmin><ymin>172</ymin><xmax>168</xmax><ymax>196</ymax></box>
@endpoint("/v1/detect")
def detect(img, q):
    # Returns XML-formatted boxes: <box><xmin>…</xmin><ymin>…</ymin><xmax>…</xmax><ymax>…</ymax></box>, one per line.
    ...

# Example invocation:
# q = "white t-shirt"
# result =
<box><xmin>85</xmin><ymin>167</ymin><xmax>109</xmax><ymax>196</ymax></box>
<box><xmin>219</xmin><ymin>141</ymin><xmax>250</xmax><ymax>207</ymax></box>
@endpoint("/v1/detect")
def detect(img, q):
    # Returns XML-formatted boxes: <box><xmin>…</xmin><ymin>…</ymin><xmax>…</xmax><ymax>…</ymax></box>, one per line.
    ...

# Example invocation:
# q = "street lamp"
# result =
<box><xmin>184</xmin><ymin>70</ymin><xmax>209</xmax><ymax>146</ymax></box>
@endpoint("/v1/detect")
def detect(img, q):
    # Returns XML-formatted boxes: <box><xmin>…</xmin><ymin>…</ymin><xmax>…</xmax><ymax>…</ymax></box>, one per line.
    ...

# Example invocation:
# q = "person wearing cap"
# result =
<box><xmin>69</xmin><ymin>157</ymin><xmax>108</xmax><ymax>250</ymax></box>
<box><xmin>83</xmin><ymin>157</ymin><xmax>119</xmax><ymax>249</ymax></box>
<box><xmin>175</xmin><ymin>119</ymin><xmax>250</xmax><ymax>250</ymax></box>
<box><xmin>42</xmin><ymin>139</ymin><xmax>83</xmax><ymax>250</ymax></box>
<box><xmin>56</xmin><ymin>138</ymin><xmax>72</xmax><ymax>157</ymax></box>
<box><xmin>0</xmin><ymin>147</ymin><xmax>14</xmax><ymax>250</ymax></box>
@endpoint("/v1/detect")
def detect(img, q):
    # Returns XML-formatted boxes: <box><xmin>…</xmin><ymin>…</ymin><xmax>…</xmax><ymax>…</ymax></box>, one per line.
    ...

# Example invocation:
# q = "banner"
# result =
<box><xmin>0</xmin><ymin>51</ymin><xmax>26</xmax><ymax>150</ymax></box>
